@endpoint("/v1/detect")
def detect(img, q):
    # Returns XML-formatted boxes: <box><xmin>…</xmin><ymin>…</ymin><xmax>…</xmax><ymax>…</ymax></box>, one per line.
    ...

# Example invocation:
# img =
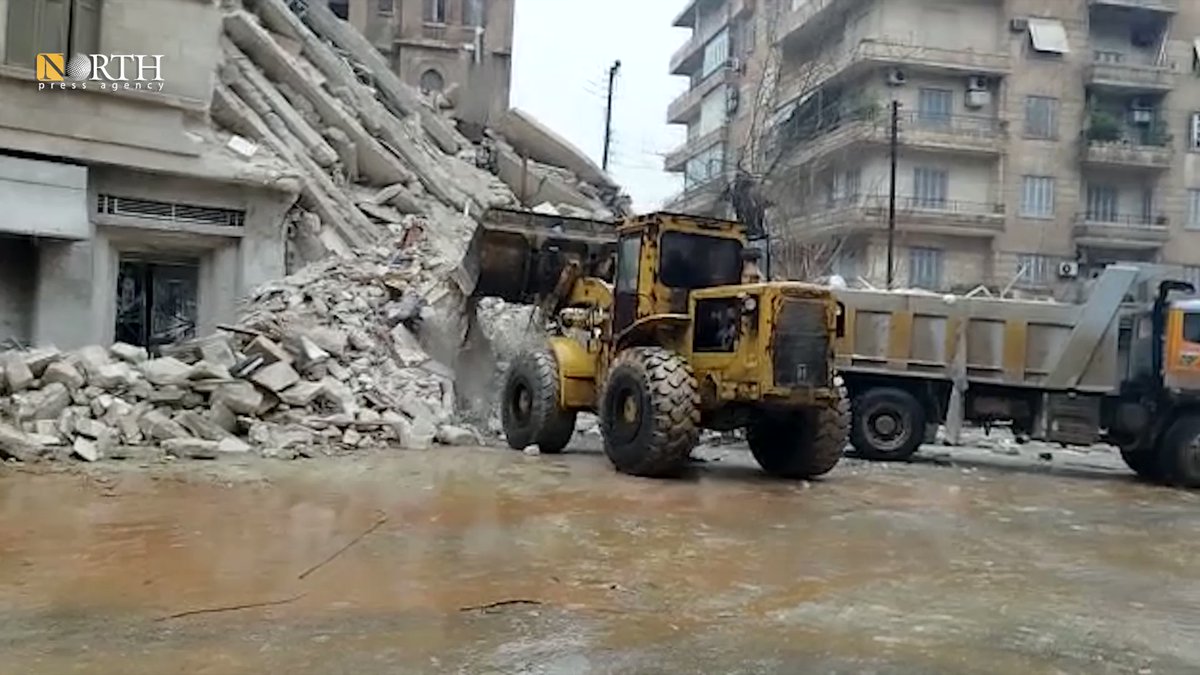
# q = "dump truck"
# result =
<box><xmin>832</xmin><ymin>265</ymin><xmax>1200</xmax><ymax>487</ymax></box>
<box><xmin>465</xmin><ymin>207</ymin><xmax>849</xmax><ymax>479</ymax></box>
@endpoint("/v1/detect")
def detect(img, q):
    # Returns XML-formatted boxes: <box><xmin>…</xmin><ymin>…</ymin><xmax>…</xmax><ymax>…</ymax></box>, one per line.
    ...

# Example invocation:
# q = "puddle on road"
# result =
<box><xmin>2</xmin><ymin>448</ymin><xmax>1200</xmax><ymax>673</ymax></box>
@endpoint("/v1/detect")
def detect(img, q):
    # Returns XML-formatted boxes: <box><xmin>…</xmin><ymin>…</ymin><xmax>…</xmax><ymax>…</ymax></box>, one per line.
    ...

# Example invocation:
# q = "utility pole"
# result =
<box><xmin>602</xmin><ymin>60</ymin><xmax>621</xmax><ymax>172</ymax></box>
<box><xmin>886</xmin><ymin>100</ymin><xmax>901</xmax><ymax>289</ymax></box>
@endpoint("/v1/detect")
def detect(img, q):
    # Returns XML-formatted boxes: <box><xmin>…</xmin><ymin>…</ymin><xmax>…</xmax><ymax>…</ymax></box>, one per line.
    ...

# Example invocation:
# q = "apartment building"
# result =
<box><xmin>668</xmin><ymin>0</ymin><xmax>1200</xmax><ymax>294</ymax></box>
<box><xmin>334</xmin><ymin>0</ymin><xmax>514</xmax><ymax>127</ymax></box>
<box><xmin>0</xmin><ymin>0</ymin><xmax>295</xmax><ymax>350</ymax></box>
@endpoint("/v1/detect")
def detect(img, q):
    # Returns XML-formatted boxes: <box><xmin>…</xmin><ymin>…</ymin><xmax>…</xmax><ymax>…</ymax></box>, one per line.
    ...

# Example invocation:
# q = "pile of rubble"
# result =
<box><xmin>0</xmin><ymin>226</ymin><xmax>487</xmax><ymax>463</ymax></box>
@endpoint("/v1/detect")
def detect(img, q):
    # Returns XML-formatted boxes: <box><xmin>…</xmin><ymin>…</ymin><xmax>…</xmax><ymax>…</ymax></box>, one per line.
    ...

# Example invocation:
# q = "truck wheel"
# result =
<box><xmin>1119</xmin><ymin>445</ymin><xmax>1162</xmax><ymax>482</ymax></box>
<box><xmin>748</xmin><ymin>376</ymin><xmax>850</xmax><ymax>479</ymax></box>
<box><xmin>1159</xmin><ymin>415</ymin><xmax>1200</xmax><ymax>488</ymax></box>
<box><xmin>599</xmin><ymin>347</ymin><xmax>700</xmax><ymax>478</ymax></box>
<box><xmin>850</xmin><ymin>387</ymin><xmax>926</xmax><ymax>461</ymax></box>
<box><xmin>501</xmin><ymin>348</ymin><xmax>577</xmax><ymax>454</ymax></box>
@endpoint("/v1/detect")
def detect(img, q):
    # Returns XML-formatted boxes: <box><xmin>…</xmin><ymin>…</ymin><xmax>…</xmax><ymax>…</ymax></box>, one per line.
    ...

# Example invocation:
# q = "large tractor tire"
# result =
<box><xmin>599</xmin><ymin>347</ymin><xmax>700</xmax><ymax>478</ymax></box>
<box><xmin>748</xmin><ymin>376</ymin><xmax>850</xmax><ymax>479</ymax></box>
<box><xmin>501</xmin><ymin>348</ymin><xmax>577</xmax><ymax>454</ymax></box>
<box><xmin>849</xmin><ymin>387</ymin><xmax>926</xmax><ymax>461</ymax></box>
<box><xmin>1158</xmin><ymin>415</ymin><xmax>1200</xmax><ymax>488</ymax></box>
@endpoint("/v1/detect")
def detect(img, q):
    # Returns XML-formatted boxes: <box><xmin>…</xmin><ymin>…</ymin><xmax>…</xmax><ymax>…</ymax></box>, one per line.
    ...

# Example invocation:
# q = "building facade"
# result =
<box><xmin>0</xmin><ymin>0</ymin><xmax>296</xmax><ymax>350</ymax></box>
<box><xmin>667</xmin><ymin>0</ymin><xmax>1200</xmax><ymax>294</ymax></box>
<box><xmin>336</xmin><ymin>0</ymin><xmax>514</xmax><ymax>127</ymax></box>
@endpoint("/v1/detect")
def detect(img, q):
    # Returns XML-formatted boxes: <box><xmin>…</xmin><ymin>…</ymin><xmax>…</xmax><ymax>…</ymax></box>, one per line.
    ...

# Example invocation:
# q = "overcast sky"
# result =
<box><xmin>510</xmin><ymin>0</ymin><xmax>689</xmax><ymax>211</ymax></box>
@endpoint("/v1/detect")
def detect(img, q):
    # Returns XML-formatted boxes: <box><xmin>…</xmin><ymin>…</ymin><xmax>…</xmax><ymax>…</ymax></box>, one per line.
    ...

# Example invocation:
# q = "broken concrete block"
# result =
<box><xmin>42</xmin><ymin>361</ymin><xmax>85</xmax><ymax>391</ymax></box>
<box><xmin>91</xmin><ymin>362</ymin><xmax>137</xmax><ymax>391</ymax></box>
<box><xmin>0</xmin><ymin>422</ymin><xmax>44</xmax><ymax>461</ymax></box>
<box><xmin>212</xmin><ymin>382</ymin><xmax>264</xmax><ymax>416</ymax></box>
<box><xmin>436</xmin><ymin>424</ymin><xmax>479</xmax><ymax>447</ymax></box>
<box><xmin>18</xmin><ymin>383</ymin><xmax>71</xmax><ymax>421</ymax></box>
<box><xmin>279</xmin><ymin>380</ymin><xmax>324</xmax><ymax>407</ymax></box>
<box><xmin>305</xmin><ymin>327</ymin><xmax>348</xmax><ymax>358</ymax></box>
<box><xmin>294</xmin><ymin>336</ymin><xmax>330</xmax><ymax>367</ymax></box>
<box><xmin>74</xmin><ymin>345</ymin><xmax>111</xmax><ymax>378</ymax></box>
<box><xmin>128</xmin><ymin>379</ymin><xmax>153</xmax><ymax>399</ymax></box>
<box><xmin>149</xmin><ymin>386</ymin><xmax>188</xmax><ymax>405</ymax></box>
<box><xmin>138</xmin><ymin>409</ymin><xmax>191</xmax><ymax>441</ymax></box>
<box><xmin>74</xmin><ymin>418</ymin><xmax>114</xmax><ymax>441</ymax></box>
<box><xmin>318</xmin><ymin>378</ymin><xmax>358</xmax><ymax>414</ymax></box>
<box><xmin>250</xmin><ymin>361</ymin><xmax>301</xmax><ymax>394</ymax></box>
<box><xmin>73</xmin><ymin>437</ymin><xmax>100</xmax><ymax>462</ymax></box>
<box><xmin>357</xmin><ymin>409</ymin><xmax>381</xmax><ymax>424</ymax></box>
<box><xmin>341</xmin><ymin>427</ymin><xmax>361</xmax><ymax>446</ymax></box>
<box><xmin>32</xmin><ymin>420</ymin><xmax>60</xmax><ymax>440</ymax></box>
<box><xmin>217</xmin><ymin>436</ymin><xmax>252</xmax><ymax>454</ymax></box>
<box><xmin>176</xmin><ymin>411</ymin><xmax>233</xmax><ymax>442</ymax></box>
<box><xmin>208</xmin><ymin>402</ymin><xmax>238</xmax><ymax>434</ymax></box>
<box><xmin>22</xmin><ymin>347</ymin><xmax>61</xmax><ymax>376</ymax></box>
<box><xmin>199</xmin><ymin>337</ymin><xmax>238</xmax><ymax>369</ymax></box>
<box><xmin>140</xmin><ymin>357</ymin><xmax>193</xmax><ymax>387</ymax></box>
<box><xmin>4</xmin><ymin>359</ymin><xmax>34</xmax><ymax>392</ymax></box>
<box><xmin>248</xmin><ymin>422</ymin><xmax>316</xmax><ymax>451</ymax></box>
<box><xmin>109</xmin><ymin>342</ymin><xmax>149</xmax><ymax>364</ymax></box>
<box><xmin>162</xmin><ymin>438</ymin><xmax>220</xmax><ymax>459</ymax></box>
<box><xmin>245</xmin><ymin>336</ymin><xmax>293</xmax><ymax>366</ymax></box>
<box><xmin>188</xmin><ymin>360</ymin><xmax>232</xmax><ymax>381</ymax></box>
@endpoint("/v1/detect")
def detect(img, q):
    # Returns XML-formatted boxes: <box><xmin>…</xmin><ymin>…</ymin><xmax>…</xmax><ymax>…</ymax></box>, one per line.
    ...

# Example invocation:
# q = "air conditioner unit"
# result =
<box><xmin>726</xmin><ymin>57</ymin><xmax>744</xmax><ymax>74</ymax></box>
<box><xmin>965</xmin><ymin>90</ymin><xmax>991</xmax><ymax>108</ymax></box>
<box><xmin>886</xmin><ymin>69</ymin><xmax>907</xmax><ymax>86</ymax></box>
<box><xmin>1009</xmin><ymin>17</ymin><xmax>1029</xmax><ymax>33</ymax></box>
<box><xmin>967</xmin><ymin>75</ymin><xmax>988</xmax><ymax>91</ymax></box>
<box><xmin>1131</xmin><ymin>108</ymin><xmax>1153</xmax><ymax>125</ymax></box>
<box><xmin>726</xmin><ymin>89</ymin><xmax>741</xmax><ymax>115</ymax></box>
<box><xmin>1058</xmin><ymin>261</ymin><xmax>1080</xmax><ymax>279</ymax></box>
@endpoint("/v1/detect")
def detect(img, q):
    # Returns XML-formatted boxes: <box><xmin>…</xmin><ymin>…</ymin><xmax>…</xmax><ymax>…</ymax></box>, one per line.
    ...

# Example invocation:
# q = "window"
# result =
<box><xmin>616</xmin><ymin>236</ymin><xmax>641</xmax><ymax>293</ymax></box>
<box><xmin>1189</xmin><ymin>190</ymin><xmax>1200</xmax><ymax>230</ymax></box>
<box><xmin>5</xmin><ymin>0</ymin><xmax>100</xmax><ymax>69</ymax></box>
<box><xmin>1191</xmin><ymin>112</ymin><xmax>1200</xmax><ymax>152</ymax></box>
<box><xmin>1086</xmin><ymin>184</ymin><xmax>1118</xmax><ymax>223</ymax></box>
<box><xmin>424</xmin><ymin>0</ymin><xmax>446</xmax><ymax>23</ymax></box>
<box><xmin>843</xmin><ymin>168</ymin><xmax>861</xmax><ymax>203</ymax></box>
<box><xmin>1024</xmin><ymin>96</ymin><xmax>1059</xmax><ymax>139</ymax></box>
<box><xmin>1183</xmin><ymin>266</ymin><xmax>1200</xmax><ymax>290</ymax></box>
<box><xmin>660</xmin><ymin>232</ymin><xmax>743</xmax><ymax>289</ymax></box>
<box><xmin>329</xmin><ymin>0</ymin><xmax>349</xmax><ymax>19</ymax></box>
<box><xmin>913</xmin><ymin>167</ymin><xmax>949</xmax><ymax>209</ymax></box>
<box><xmin>701</xmin><ymin>27</ymin><xmax>730</xmax><ymax>78</ymax></box>
<box><xmin>463</xmin><ymin>0</ymin><xmax>485</xmax><ymax>27</ymax></box>
<box><xmin>698</xmin><ymin>86</ymin><xmax>727</xmax><ymax>136</ymax></box>
<box><xmin>1184</xmin><ymin>314</ymin><xmax>1200</xmax><ymax>345</ymax></box>
<box><xmin>419</xmin><ymin>69</ymin><xmax>445</xmax><ymax>93</ymax></box>
<box><xmin>741</xmin><ymin>17</ymin><xmax>757</xmax><ymax>56</ymax></box>
<box><xmin>378</xmin><ymin>0</ymin><xmax>394</xmax><ymax>14</ymax></box>
<box><xmin>909</xmin><ymin>247</ymin><xmax>943</xmax><ymax>290</ymax></box>
<box><xmin>684</xmin><ymin>143</ymin><xmax>724</xmax><ymax>190</ymax></box>
<box><xmin>1021</xmin><ymin>176</ymin><xmax>1055</xmax><ymax>218</ymax></box>
<box><xmin>1017</xmin><ymin>254</ymin><xmax>1055</xmax><ymax>286</ymax></box>
<box><xmin>1027</xmin><ymin>18</ymin><xmax>1069</xmax><ymax>55</ymax></box>
<box><xmin>917</xmin><ymin>88</ymin><xmax>953</xmax><ymax>128</ymax></box>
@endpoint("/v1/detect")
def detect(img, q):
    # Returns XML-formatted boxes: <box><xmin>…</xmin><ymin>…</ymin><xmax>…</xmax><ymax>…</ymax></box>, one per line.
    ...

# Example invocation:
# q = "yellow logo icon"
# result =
<box><xmin>36</xmin><ymin>53</ymin><xmax>66</xmax><ymax>81</ymax></box>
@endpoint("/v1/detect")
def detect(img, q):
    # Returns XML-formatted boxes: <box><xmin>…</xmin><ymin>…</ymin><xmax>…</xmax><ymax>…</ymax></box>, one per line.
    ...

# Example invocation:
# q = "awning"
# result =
<box><xmin>1028</xmin><ymin>18</ymin><xmax>1070</xmax><ymax>54</ymax></box>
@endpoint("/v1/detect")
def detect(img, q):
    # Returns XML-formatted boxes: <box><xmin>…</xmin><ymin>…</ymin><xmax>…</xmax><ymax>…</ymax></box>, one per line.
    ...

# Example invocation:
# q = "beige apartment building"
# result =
<box><xmin>0</xmin><ymin>0</ymin><xmax>296</xmax><ymax>350</ymax></box>
<box><xmin>667</xmin><ymin>0</ymin><xmax>1200</xmax><ymax>294</ymax></box>
<box><xmin>334</xmin><ymin>0</ymin><xmax>514</xmax><ymax>127</ymax></box>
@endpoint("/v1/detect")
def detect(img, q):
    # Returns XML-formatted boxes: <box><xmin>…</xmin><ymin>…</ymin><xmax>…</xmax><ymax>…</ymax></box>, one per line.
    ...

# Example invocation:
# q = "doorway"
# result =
<box><xmin>114</xmin><ymin>259</ymin><xmax>199</xmax><ymax>353</ymax></box>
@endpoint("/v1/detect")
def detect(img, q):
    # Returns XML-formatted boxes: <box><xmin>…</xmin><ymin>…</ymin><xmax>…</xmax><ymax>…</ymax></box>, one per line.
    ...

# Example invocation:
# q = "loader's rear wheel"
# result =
<box><xmin>850</xmin><ymin>387</ymin><xmax>926</xmax><ymax>461</ymax></box>
<box><xmin>748</xmin><ymin>377</ymin><xmax>850</xmax><ymax>479</ymax></box>
<box><xmin>1159</xmin><ymin>415</ymin><xmax>1200</xmax><ymax>488</ymax></box>
<box><xmin>501</xmin><ymin>348</ymin><xmax>577</xmax><ymax>454</ymax></box>
<box><xmin>599</xmin><ymin>348</ymin><xmax>700</xmax><ymax>478</ymax></box>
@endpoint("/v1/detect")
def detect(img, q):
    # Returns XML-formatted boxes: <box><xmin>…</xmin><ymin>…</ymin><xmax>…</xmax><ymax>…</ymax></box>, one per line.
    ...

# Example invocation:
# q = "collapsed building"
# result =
<box><xmin>0</xmin><ymin>0</ymin><xmax>627</xmax><ymax>461</ymax></box>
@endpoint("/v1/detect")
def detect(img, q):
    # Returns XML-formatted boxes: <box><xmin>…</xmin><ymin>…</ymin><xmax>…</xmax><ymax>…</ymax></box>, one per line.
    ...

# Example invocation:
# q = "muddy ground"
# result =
<box><xmin>2</xmin><ymin>436</ymin><xmax>1199</xmax><ymax>674</ymax></box>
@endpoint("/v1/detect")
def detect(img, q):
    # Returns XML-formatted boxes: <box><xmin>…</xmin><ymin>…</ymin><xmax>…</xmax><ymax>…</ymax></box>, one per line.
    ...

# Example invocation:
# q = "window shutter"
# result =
<box><xmin>4</xmin><ymin>0</ymin><xmax>40</xmax><ymax>67</ymax></box>
<box><xmin>39</xmin><ymin>0</ymin><xmax>70</xmax><ymax>57</ymax></box>
<box><xmin>71</xmin><ymin>0</ymin><xmax>101</xmax><ymax>56</ymax></box>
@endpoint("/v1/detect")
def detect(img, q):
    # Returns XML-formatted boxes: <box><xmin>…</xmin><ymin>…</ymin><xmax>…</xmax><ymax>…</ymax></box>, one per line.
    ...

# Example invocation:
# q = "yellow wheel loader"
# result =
<box><xmin>466</xmin><ymin>207</ymin><xmax>849</xmax><ymax>479</ymax></box>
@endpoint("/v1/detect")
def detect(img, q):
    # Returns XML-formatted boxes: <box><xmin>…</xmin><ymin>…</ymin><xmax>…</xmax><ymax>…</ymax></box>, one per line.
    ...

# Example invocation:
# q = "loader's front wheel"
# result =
<box><xmin>501</xmin><ymin>348</ymin><xmax>577</xmax><ymax>454</ymax></box>
<box><xmin>599</xmin><ymin>348</ymin><xmax>700</xmax><ymax>478</ymax></box>
<box><xmin>748</xmin><ymin>377</ymin><xmax>850</xmax><ymax>479</ymax></box>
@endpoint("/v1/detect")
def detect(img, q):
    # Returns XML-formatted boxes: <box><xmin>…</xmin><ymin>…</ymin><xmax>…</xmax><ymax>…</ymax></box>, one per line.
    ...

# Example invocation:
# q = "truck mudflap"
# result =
<box><xmin>464</xmin><ymin>208</ymin><xmax>618</xmax><ymax>304</ymax></box>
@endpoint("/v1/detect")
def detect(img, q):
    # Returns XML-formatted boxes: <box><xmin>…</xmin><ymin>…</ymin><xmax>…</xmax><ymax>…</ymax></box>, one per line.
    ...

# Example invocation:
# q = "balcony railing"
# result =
<box><xmin>1073</xmin><ymin>212</ymin><xmax>1170</xmax><ymax>246</ymax></box>
<box><xmin>778</xmin><ymin>110</ymin><xmax>1005</xmax><ymax>166</ymax></box>
<box><xmin>1088</xmin><ymin>0</ymin><xmax>1178</xmax><ymax>12</ymax></box>
<box><xmin>666</xmin><ymin>68</ymin><xmax>731</xmax><ymax>124</ymax></box>
<box><xmin>793</xmin><ymin>195</ymin><xmax>1005</xmax><ymax>237</ymax></box>
<box><xmin>419</xmin><ymin>23</ymin><xmax>482</xmax><ymax>45</ymax></box>
<box><xmin>669</xmin><ymin>0</ymin><xmax>746</xmax><ymax>75</ymax></box>
<box><xmin>663</xmin><ymin>127</ymin><xmax>724</xmax><ymax>172</ymax></box>
<box><xmin>1087</xmin><ymin>55</ymin><xmax>1175</xmax><ymax>91</ymax></box>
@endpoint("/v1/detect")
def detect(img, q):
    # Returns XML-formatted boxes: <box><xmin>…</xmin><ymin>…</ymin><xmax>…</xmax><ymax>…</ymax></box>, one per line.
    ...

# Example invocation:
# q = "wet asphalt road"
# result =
<box><xmin>1</xmin><ymin>440</ymin><xmax>1199</xmax><ymax>674</ymax></box>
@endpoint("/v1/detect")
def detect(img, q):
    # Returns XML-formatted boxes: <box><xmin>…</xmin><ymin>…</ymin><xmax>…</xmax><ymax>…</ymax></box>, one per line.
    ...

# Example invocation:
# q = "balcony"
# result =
<box><xmin>778</xmin><ymin>0</ymin><xmax>852</xmax><ymax>47</ymax></box>
<box><xmin>1087</xmin><ymin>0</ymin><xmax>1178</xmax><ymax>12</ymax></box>
<box><xmin>664</xmin><ymin>127</ymin><xmax>724</xmax><ymax>172</ymax></box>
<box><xmin>669</xmin><ymin>0</ymin><xmax>747</xmax><ymax>75</ymax></box>
<box><xmin>790</xmin><ymin>196</ymin><xmax>1005</xmax><ymax>239</ymax></box>
<box><xmin>667</xmin><ymin>69</ymin><xmax>732</xmax><ymax>125</ymax></box>
<box><xmin>780</xmin><ymin>112</ymin><xmax>1005</xmax><ymax>168</ymax></box>
<box><xmin>1082</xmin><ymin>140</ymin><xmax>1173</xmax><ymax>169</ymax></box>
<box><xmin>1073</xmin><ymin>213</ymin><xmax>1170</xmax><ymax>249</ymax></box>
<box><xmin>1087</xmin><ymin>54</ymin><xmax>1175</xmax><ymax>92</ymax></box>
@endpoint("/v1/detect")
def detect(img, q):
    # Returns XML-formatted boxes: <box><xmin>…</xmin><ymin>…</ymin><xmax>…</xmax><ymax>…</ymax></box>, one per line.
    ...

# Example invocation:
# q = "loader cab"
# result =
<box><xmin>612</xmin><ymin>213</ymin><xmax>746</xmax><ymax>334</ymax></box>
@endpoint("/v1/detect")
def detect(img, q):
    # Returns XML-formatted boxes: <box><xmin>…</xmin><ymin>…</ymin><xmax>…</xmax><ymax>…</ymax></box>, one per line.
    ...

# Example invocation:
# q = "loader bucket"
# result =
<box><xmin>465</xmin><ymin>207</ymin><xmax>619</xmax><ymax>304</ymax></box>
